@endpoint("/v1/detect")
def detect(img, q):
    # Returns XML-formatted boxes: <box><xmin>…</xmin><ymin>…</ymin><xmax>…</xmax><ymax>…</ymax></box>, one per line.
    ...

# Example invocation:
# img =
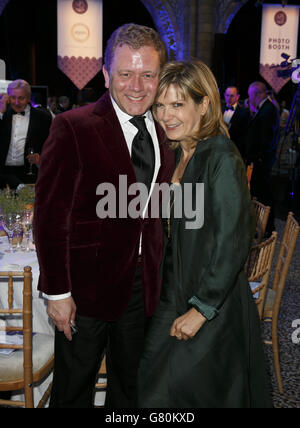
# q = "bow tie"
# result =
<box><xmin>12</xmin><ymin>110</ymin><xmax>25</xmax><ymax>116</ymax></box>
<box><xmin>226</xmin><ymin>106</ymin><xmax>234</xmax><ymax>111</ymax></box>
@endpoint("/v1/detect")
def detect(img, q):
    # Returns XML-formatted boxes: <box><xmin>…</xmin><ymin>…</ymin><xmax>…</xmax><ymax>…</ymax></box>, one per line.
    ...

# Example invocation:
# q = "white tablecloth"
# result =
<box><xmin>0</xmin><ymin>235</ymin><xmax>54</xmax><ymax>406</ymax></box>
<box><xmin>0</xmin><ymin>235</ymin><xmax>105</xmax><ymax>407</ymax></box>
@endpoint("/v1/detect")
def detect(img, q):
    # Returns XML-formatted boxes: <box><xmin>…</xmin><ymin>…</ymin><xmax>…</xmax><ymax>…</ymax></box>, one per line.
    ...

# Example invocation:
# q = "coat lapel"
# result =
<box><xmin>91</xmin><ymin>92</ymin><xmax>136</xmax><ymax>185</ymax></box>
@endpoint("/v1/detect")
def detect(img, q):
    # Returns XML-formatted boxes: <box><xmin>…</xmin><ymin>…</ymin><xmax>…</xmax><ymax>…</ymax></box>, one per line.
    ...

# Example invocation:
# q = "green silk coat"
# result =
<box><xmin>138</xmin><ymin>135</ymin><xmax>272</xmax><ymax>408</ymax></box>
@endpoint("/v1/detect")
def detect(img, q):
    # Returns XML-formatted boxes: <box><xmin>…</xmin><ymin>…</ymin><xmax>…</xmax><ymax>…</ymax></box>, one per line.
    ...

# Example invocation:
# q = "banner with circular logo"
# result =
<box><xmin>57</xmin><ymin>0</ymin><xmax>103</xmax><ymax>90</ymax></box>
<box><xmin>259</xmin><ymin>4</ymin><xmax>299</xmax><ymax>93</ymax></box>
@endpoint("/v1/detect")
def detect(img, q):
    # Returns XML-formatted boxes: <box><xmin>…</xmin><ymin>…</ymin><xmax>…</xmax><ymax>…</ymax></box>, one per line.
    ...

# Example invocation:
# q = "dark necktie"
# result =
<box><xmin>130</xmin><ymin>115</ymin><xmax>155</xmax><ymax>194</ymax></box>
<box><xmin>226</xmin><ymin>106</ymin><xmax>234</xmax><ymax>111</ymax></box>
<box><xmin>12</xmin><ymin>110</ymin><xmax>25</xmax><ymax>116</ymax></box>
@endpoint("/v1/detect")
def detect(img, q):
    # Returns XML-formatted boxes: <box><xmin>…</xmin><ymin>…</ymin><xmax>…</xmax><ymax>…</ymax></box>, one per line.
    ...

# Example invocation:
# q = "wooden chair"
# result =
<box><xmin>263</xmin><ymin>212</ymin><xmax>300</xmax><ymax>394</ymax></box>
<box><xmin>246</xmin><ymin>232</ymin><xmax>278</xmax><ymax>320</ymax></box>
<box><xmin>0</xmin><ymin>267</ymin><xmax>54</xmax><ymax>408</ymax></box>
<box><xmin>95</xmin><ymin>355</ymin><xmax>107</xmax><ymax>389</ymax></box>
<box><xmin>94</xmin><ymin>355</ymin><xmax>107</xmax><ymax>407</ymax></box>
<box><xmin>246</xmin><ymin>162</ymin><xmax>254</xmax><ymax>189</ymax></box>
<box><xmin>252</xmin><ymin>199</ymin><xmax>271</xmax><ymax>244</ymax></box>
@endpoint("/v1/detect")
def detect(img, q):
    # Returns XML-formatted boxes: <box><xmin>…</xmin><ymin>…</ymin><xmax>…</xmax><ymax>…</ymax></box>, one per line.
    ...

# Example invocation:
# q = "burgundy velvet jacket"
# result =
<box><xmin>34</xmin><ymin>91</ymin><xmax>174</xmax><ymax>321</ymax></box>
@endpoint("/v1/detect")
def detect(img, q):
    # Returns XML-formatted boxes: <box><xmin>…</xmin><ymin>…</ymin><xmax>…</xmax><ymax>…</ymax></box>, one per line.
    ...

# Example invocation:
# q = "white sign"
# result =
<box><xmin>259</xmin><ymin>4</ymin><xmax>299</xmax><ymax>92</ymax></box>
<box><xmin>0</xmin><ymin>79</ymin><xmax>12</xmax><ymax>93</ymax></box>
<box><xmin>57</xmin><ymin>0</ymin><xmax>103</xmax><ymax>90</ymax></box>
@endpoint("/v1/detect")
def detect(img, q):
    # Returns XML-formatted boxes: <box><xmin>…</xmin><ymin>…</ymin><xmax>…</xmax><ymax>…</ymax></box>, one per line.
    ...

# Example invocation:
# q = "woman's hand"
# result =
<box><xmin>170</xmin><ymin>308</ymin><xmax>206</xmax><ymax>341</ymax></box>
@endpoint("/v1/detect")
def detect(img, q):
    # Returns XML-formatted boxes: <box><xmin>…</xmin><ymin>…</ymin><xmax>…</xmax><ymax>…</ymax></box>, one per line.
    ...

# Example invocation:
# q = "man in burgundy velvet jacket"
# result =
<box><xmin>34</xmin><ymin>24</ymin><xmax>174</xmax><ymax>408</ymax></box>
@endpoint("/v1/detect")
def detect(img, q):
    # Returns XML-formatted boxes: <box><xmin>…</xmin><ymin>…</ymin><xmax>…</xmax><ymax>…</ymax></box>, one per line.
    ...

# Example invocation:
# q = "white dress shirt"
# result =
<box><xmin>223</xmin><ymin>103</ymin><xmax>237</xmax><ymax>126</ymax></box>
<box><xmin>45</xmin><ymin>97</ymin><xmax>161</xmax><ymax>301</ymax></box>
<box><xmin>5</xmin><ymin>105</ymin><xmax>31</xmax><ymax>166</ymax></box>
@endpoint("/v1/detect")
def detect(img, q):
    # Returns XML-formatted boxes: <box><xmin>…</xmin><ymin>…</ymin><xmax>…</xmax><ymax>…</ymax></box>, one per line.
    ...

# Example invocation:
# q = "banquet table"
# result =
<box><xmin>0</xmin><ymin>235</ymin><xmax>105</xmax><ymax>407</ymax></box>
<box><xmin>0</xmin><ymin>234</ymin><xmax>54</xmax><ymax>406</ymax></box>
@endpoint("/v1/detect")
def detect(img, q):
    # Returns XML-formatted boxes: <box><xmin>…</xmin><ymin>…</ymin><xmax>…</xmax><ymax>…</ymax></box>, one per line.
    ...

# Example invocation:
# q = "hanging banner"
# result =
<box><xmin>57</xmin><ymin>0</ymin><xmax>103</xmax><ymax>90</ymax></box>
<box><xmin>259</xmin><ymin>4</ymin><xmax>299</xmax><ymax>93</ymax></box>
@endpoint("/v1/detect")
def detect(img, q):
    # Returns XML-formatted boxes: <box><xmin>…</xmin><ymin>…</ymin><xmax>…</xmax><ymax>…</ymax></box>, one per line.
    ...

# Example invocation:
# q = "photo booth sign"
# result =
<box><xmin>57</xmin><ymin>0</ymin><xmax>103</xmax><ymax>90</ymax></box>
<box><xmin>259</xmin><ymin>4</ymin><xmax>299</xmax><ymax>93</ymax></box>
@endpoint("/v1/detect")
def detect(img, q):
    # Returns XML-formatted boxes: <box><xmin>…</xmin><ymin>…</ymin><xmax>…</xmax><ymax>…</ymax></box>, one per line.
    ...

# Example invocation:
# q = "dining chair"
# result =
<box><xmin>0</xmin><ymin>266</ymin><xmax>54</xmax><ymax>408</ymax></box>
<box><xmin>246</xmin><ymin>231</ymin><xmax>278</xmax><ymax>320</ymax></box>
<box><xmin>252</xmin><ymin>199</ymin><xmax>271</xmax><ymax>244</ymax></box>
<box><xmin>246</xmin><ymin>162</ymin><xmax>254</xmax><ymax>190</ymax></box>
<box><xmin>263</xmin><ymin>212</ymin><xmax>300</xmax><ymax>394</ymax></box>
<box><xmin>94</xmin><ymin>354</ymin><xmax>107</xmax><ymax>407</ymax></box>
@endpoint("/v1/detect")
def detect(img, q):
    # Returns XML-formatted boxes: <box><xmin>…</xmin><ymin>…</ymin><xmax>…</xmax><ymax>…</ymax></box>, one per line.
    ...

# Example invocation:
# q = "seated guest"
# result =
<box><xmin>222</xmin><ymin>86</ymin><xmax>251</xmax><ymax>159</ymax></box>
<box><xmin>0</xmin><ymin>79</ymin><xmax>52</xmax><ymax>188</ymax></box>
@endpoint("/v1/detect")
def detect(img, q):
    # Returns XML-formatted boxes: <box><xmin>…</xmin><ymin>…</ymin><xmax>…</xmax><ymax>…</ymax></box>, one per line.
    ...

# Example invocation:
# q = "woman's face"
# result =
<box><xmin>155</xmin><ymin>84</ymin><xmax>207</xmax><ymax>143</ymax></box>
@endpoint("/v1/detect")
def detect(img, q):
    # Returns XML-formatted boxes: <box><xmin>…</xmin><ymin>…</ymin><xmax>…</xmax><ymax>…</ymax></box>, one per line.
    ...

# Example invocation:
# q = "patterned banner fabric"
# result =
<box><xmin>57</xmin><ymin>0</ymin><xmax>103</xmax><ymax>90</ymax></box>
<box><xmin>259</xmin><ymin>4</ymin><xmax>299</xmax><ymax>93</ymax></box>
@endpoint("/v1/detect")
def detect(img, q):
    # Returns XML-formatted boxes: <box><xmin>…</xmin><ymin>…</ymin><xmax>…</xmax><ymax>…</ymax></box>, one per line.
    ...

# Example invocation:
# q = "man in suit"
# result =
<box><xmin>244</xmin><ymin>81</ymin><xmax>280</xmax><ymax>236</ymax></box>
<box><xmin>222</xmin><ymin>86</ymin><xmax>250</xmax><ymax>159</ymax></box>
<box><xmin>0</xmin><ymin>79</ymin><xmax>52</xmax><ymax>188</ymax></box>
<box><xmin>34</xmin><ymin>23</ymin><xmax>174</xmax><ymax>408</ymax></box>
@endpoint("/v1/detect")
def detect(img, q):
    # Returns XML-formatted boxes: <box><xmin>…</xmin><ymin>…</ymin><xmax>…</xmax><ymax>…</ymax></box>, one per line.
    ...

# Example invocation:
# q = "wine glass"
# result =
<box><xmin>27</xmin><ymin>146</ymin><xmax>35</xmax><ymax>175</ymax></box>
<box><xmin>22</xmin><ymin>211</ymin><xmax>33</xmax><ymax>252</ymax></box>
<box><xmin>0</xmin><ymin>212</ymin><xmax>4</xmax><ymax>244</ymax></box>
<box><xmin>13</xmin><ymin>213</ymin><xmax>23</xmax><ymax>251</ymax></box>
<box><xmin>2</xmin><ymin>214</ymin><xmax>16</xmax><ymax>253</ymax></box>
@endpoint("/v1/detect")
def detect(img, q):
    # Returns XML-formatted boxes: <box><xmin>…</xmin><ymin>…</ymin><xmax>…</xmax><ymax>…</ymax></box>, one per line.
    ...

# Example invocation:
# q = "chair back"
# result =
<box><xmin>247</xmin><ymin>232</ymin><xmax>277</xmax><ymax>320</ymax></box>
<box><xmin>252</xmin><ymin>199</ymin><xmax>271</xmax><ymax>244</ymax></box>
<box><xmin>246</xmin><ymin>163</ymin><xmax>254</xmax><ymax>189</ymax></box>
<box><xmin>0</xmin><ymin>267</ymin><xmax>33</xmax><ymax>407</ymax></box>
<box><xmin>266</xmin><ymin>212</ymin><xmax>300</xmax><ymax>318</ymax></box>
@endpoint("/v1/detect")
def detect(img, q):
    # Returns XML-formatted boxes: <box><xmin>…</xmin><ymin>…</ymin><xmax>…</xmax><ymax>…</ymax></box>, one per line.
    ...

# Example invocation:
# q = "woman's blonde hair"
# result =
<box><xmin>152</xmin><ymin>60</ymin><xmax>229</xmax><ymax>149</ymax></box>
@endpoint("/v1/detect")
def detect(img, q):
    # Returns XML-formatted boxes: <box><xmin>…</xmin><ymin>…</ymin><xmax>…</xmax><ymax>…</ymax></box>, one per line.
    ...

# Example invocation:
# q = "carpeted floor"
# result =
<box><xmin>261</xmin><ymin>217</ymin><xmax>300</xmax><ymax>408</ymax></box>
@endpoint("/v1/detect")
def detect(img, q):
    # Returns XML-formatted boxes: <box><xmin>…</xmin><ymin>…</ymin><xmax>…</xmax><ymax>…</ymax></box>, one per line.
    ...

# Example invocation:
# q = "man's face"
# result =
<box><xmin>248</xmin><ymin>86</ymin><xmax>264</xmax><ymax>111</ymax></box>
<box><xmin>224</xmin><ymin>87</ymin><xmax>239</xmax><ymax>107</ymax></box>
<box><xmin>8</xmin><ymin>88</ymin><xmax>30</xmax><ymax>113</ymax></box>
<box><xmin>103</xmin><ymin>44</ymin><xmax>161</xmax><ymax>116</ymax></box>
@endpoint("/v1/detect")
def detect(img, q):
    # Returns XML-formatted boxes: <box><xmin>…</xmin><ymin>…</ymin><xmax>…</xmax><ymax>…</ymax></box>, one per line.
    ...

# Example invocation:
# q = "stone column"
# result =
<box><xmin>195</xmin><ymin>0</ymin><xmax>217</xmax><ymax>67</ymax></box>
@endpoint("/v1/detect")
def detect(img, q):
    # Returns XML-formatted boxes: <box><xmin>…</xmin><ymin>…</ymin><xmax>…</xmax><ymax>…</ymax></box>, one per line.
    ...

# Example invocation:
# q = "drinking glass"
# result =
<box><xmin>14</xmin><ymin>213</ymin><xmax>23</xmax><ymax>251</ymax></box>
<box><xmin>2</xmin><ymin>214</ymin><xmax>16</xmax><ymax>253</ymax></box>
<box><xmin>27</xmin><ymin>147</ymin><xmax>35</xmax><ymax>176</ymax></box>
<box><xmin>22</xmin><ymin>211</ymin><xmax>33</xmax><ymax>252</ymax></box>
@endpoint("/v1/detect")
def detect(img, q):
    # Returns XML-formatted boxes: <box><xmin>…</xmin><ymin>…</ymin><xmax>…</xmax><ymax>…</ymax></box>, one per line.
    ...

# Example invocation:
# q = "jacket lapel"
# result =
<box><xmin>91</xmin><ymin>92</ymin><xmax>136</xmax><ymax>185</ymax></box>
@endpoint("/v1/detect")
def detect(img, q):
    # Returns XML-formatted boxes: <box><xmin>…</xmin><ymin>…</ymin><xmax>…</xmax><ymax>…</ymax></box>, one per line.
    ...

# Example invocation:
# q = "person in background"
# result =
<box><xmin>222</xmin><ymin>85</ymin><xmax>250</xmax><ymax>159</ymax></box>
<box><xmin>244</xmin><ymin>81</ymin><xmax>280</xmax><ymax>237</ymax></box>
<box><xmin>137</xmin><ymin>60</ymin><xmax>272</xmax><ymax>408</ymax></box>
<box><xmin>47</xmin><ymin>96</ymin><xmax>59</xmax><ymax>119</ymax></box>
<box><xmin>34</xmin><ymin>23</ymin><xmax>174</xmax><ymax>408</ymax></box>
<box><xmin>0</xmin><ymin>79</ymin><xmax>52</xmax><ymax>188</ymax></box>
<box><xmin>56</xmin><ymin>95</ymin><xmax>70</xmax><ymax>113</ymax></box>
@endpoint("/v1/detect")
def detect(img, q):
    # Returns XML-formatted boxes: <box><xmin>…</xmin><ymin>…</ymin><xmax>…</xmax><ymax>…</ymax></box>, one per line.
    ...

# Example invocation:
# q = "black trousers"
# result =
<box><xmin>49</xmin><ymin>266</ymin><xmax>147</xmax><ymax>408</ymax></box>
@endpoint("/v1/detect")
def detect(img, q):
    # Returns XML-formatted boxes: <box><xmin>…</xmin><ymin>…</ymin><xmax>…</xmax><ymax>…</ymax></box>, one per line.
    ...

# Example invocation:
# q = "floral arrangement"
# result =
<box><xmin>0</xmin><ymin>185</ymin><xmax>35</xmax><ymax>216</ymax></box>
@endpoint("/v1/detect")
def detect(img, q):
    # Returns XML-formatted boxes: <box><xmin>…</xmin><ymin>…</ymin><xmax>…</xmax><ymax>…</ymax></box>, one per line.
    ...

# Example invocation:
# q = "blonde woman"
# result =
<box><xmin>138</xmin><ymin>60</ymin><xmax>272</xmax><ymax>408</ymax></box>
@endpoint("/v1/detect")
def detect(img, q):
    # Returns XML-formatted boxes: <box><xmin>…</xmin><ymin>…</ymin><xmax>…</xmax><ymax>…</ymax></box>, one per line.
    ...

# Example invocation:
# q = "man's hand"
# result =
<box><xmin>0</xmin><ymin>93</ymin><xmax>9</xmax><ymax>114</ymax></box>
<box><xmin>170</xmin><ymin>308</ymin><xmax>206</xmax><ymax>341</ymax></box>
<box><xmin>47</xmin><ymin>297</ymin><xmax>77</xmax><ymax>341</ymax></box>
